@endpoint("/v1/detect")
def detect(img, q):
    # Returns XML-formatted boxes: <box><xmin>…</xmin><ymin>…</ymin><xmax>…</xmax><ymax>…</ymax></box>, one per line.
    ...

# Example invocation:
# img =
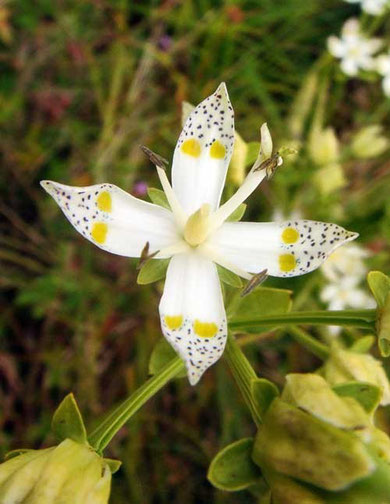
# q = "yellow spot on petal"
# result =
<box><xmin>181</xmin><ymin>138</ymin><xmax>201</xmax><ymax>158</ymax></box>
<box><xmin>91</xmin><ymin>222</ymin><xmax>108</xmax><ymax>244</ymax></box>
<box><xmin>279</xmin><ymin>253</ymin><xmax>296</xmax><ymax>272</ymax></box>
<box><xmin>194</xmin><ymin>319</ymin><xmax>218</xmax><ymax>338</ymax></box>
<box><xmin>210</xmin><ymin>140</ymin><xmax>226</xmax><ymax>159</ymax></box>
<box><xmin>97</xmin><ymin>191</ymin><xmax>112</xmax><ymax>212</ymax></box>
<box><xmin>165</xmin><ymin>315</ymin><xmax>183</xmax><ymax>330</ymax></box>
<box><xmin>282</xmin><ymin>227</ymin><xmax>300</xmax><ymax>244</ymax></box>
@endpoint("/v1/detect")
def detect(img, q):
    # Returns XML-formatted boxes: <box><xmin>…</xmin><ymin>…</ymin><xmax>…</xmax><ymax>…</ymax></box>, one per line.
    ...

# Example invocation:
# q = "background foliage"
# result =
<box><xmin>1</xmin><ymin>0</ymin><xmax>390</xmax><ymax>502</ymax></box>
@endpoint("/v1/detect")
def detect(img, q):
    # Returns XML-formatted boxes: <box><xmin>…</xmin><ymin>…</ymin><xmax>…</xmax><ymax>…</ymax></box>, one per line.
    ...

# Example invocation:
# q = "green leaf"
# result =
<box><xmin>149</xmin><ymin>338</ymin><xmax>187</xmax><ymax>378</ymax></box>
<box><xmin>251</xmin><ymin>378</ymin><xmax>279</xmax><ymax>418</ymax></box>
<box><xmin>333</xmin><ymin>382</ymin><xmax>382</xmax><ymax>415</ymax></box>
<box><xmin>137</xmin><ymin>259</ymin><xmax>169</xmax><ymax>285</ymax></box>
<box><xmin>367</xmin><ymin>271</ymin><xmax>390</xmax><ymax>308</ymax></box>
<box><xmin>226</xmin><ymin>203</ymin><xmax>246</xmax><ymax>222</ymax></box>
<box><xmin>350</xmin><ymin>335</ymin><xmax>375</xmax><ymax>353</ymax></box>
<box><xmin>147</xmin><ymin>187</ymin><xmax>170</xmax><ymax>210</ymax></box>
<box><xmin>104</xmin><ymin>458</ymin><xmax>122</xmax><ymax>474</ymax></box>
<box><xmin>217</xmin><ymin>265</ymin><xmax>243</xmax><ymax>288</ymax></box>
<box><xmin>51</xmin><ymin>393</ymin><xmax>87</xmax><ymax>444</ymax></box>
<box><xmin>208</xmin><ymin>438</ymin><xmax>261</xmax><ymax>491</ymax></box>
<box><xmin>228</xmin><ymin>287</ymin><xmax>292</xmax><ymax>332</ymax></box>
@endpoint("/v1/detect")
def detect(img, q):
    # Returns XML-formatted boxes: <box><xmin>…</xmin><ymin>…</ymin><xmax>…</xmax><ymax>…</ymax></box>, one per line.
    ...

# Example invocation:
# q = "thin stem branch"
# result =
<box><xmin>288</xmin><ymin>326</ymin><xmax>330</xmax><ymax>360</ymax></box>
<box><xmin>89</xmin><ymin>356</ymin><xmax>185</xmax><ymax>452</ymax></box>
<box><xmin>229</xmin><ymin>309</ymin><xmax>376</xmax><ymax>331</ymax></box>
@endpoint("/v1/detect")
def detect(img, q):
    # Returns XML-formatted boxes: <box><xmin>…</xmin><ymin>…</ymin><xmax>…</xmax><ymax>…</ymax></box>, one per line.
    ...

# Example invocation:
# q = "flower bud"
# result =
<box><xmin>312</xmin><ymin>163</ymin><xmax>346</xmax><ymax>195</ymax></box>
<box><xmin>0</xmin><ymin>439</ymin><xmax>113</xmax><ymax>504</ymax></box>
<box><xmin>308</xmin><ymin>127</ymin><xmax>339</xmax><ymax>167</ymax></box>
<box><xmin>322</xmin><ymin>344</ymin><xmax>390</xmax><ymax>406</ymax></box>
<box><xmin>251</xmin><ymin>373</ymin><xmax>390</xmax><ymax>502</ymax></box>
<box><xmin>350</xmin><ymin>125</ymin><xmax>389</xmax><ymax>159</ymax></box>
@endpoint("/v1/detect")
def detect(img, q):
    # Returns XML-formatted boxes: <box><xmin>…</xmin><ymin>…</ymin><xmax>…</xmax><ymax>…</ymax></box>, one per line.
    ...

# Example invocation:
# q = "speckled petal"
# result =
<box><xmin>159</xmin><ymin>252</ymin><xmax>227</xmax><ymax>385</ymax></box>
<box><xmin>208</xmin><ymin>220</ymin><xmax>358</xmax><ymax>278</ymax></box>
<box><xmin>41</xmin><ymin>181</ymin><xmax>178</xmax><ymax>258</ymax></box>
<box><xmin>171</xmin><ymin>83</ymin><xmax>235</xmax><ymax>215</ymax></box>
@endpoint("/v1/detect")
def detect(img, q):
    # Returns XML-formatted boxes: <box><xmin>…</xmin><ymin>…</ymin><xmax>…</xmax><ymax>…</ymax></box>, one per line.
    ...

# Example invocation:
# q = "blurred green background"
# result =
<box><xmin>1</xmin><ymin>0</ymin><xmax>390</xmax><ymax>502</ymax></box>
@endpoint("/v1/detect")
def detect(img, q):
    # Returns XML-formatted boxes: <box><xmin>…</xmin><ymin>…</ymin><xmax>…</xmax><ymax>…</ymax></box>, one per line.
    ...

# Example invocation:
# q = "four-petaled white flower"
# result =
<box><xmin>41</xmin><ymin>84</ymin><xmax>358</xmax><ymax>385</ymax></box>
<box><xmin>344</xmin><ymin>0</ymin><xmax>390</xmax><ymax>15</ymax></box>
<box><xmin>376</xmin><ymin>51</ymin><xmax>390</xmax><ymax>96</ymax></box>
<box><xmin>327</xmin><ymin>18</ymin><xmax>382</xmax><ymax>76</ymax></box>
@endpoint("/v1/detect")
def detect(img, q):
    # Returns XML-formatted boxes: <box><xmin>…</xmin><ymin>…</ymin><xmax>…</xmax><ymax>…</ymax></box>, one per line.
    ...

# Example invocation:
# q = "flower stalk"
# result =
<box><xmin>89</xmin><ymin>356</ymin><xmax>185</xmax><ymax>452</ymax></box>
<box><xmin>224</xmin><ymin>334</ymin><xmax>262</xmax><ymax>427</ymax></box>
<box><xmin>229</xmin><ymin>309</ymin><xmax>376</xmax><ymax>331</ymax></box>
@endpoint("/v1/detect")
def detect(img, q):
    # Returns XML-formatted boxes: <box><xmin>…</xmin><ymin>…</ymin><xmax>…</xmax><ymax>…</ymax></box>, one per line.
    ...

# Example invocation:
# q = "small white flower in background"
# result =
<box><xmin>321</xmin><ymin>276</ymin><xmax>375</xmax><ymax>311</ymax></box>
<box><xmin>344</xmin><ymin>0</ymin><xmax>389</xmax><ymax>15</ymax></box>
<box><xmin>321</xmin><ymin>243</ymin><xmax>375</xmax><ymax>334</ymax></box>
<box><xmin>376</xmin><ymin>51</ymin><xmax>390</xmax><ymax>96</ymax></box>
<box><xmin>327</xmin><ymin>18</ymin><xmax>382</xmax><ymax>76</ymax></box>
<box><xmin>321</xmin><ymin>243</ymin><xmax>370</xmax><ymax>283</ymax></box>
<box><xmin>41</xmin><ymin>84</ymin><xmax>358</xmax><ymax>385</ymax></box>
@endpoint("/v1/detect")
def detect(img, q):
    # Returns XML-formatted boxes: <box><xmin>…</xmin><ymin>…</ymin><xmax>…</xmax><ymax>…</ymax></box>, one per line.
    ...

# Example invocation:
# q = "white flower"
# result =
<box><xmin>321</xmin><ymin>243</ymin><xmax>370</xmax><ymax>283</ymax></box>
<box><xmin>345</xmin><ymin>0</ymin><xmax>389</xmax><ymax>15</ymax></box>
<box><xmin>321</xmin><ymin>276</ymin><xmax>375</xmax><ymax>311</ymax></box>
<box><xmin>41</xmin><ymin>84</ymin><xmax>358</xmax><ymax>385</ymax></box>
<box><xmin>376</xmin><ymin>52</ymin><xmax>390</xmax><ymax>96</ymax></box>
<box><xmin>321</xmin><ymin>244</ymin><xmax>374</xmax><ymax>335</ymax></box>
<box><xmin>327</xmin><ymin>18</ymin><xmax>382</xmax><ymax>76</ymax></box>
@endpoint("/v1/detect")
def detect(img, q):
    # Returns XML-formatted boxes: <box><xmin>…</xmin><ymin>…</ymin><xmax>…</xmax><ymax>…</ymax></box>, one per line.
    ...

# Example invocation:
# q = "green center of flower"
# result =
<box><xmin>184</xmin><ymin>204</ymin><xmax>211</xmax><ymax>247</ymax></box>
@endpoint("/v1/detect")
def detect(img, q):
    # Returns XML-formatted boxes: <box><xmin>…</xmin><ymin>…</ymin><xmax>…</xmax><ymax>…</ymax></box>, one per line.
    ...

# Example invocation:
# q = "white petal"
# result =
<box><xmin>362</xmin><ymin>0</ymin><xmax>386</xmax><ymax>14</ymax></box>
<box><xmin>209</xmin><ymin>220</ymin><xmax>358</xmax><ymax>278</ymax></box>
<box><xmin>41</xmin><ymin>181</ymin><xmax>179</xmax><ymax>257</ymax></box>
<box><xmin>376</xmin><ymin>54</ymin><xmax>390</xmax><ymax>76</ymax></box>
<box><xmin>365</xmin><ymin>38</ymin><xmax>383</xmax><ymax>55</ymax></box>
<box><xmin>259</xmin><ymin>123</ymin><xmax>273</xmax><ymax>161</ymax></box>
<box><xmin>159</xmin><ymin>253</ymin><xmax>227</xmax><ymax>385</ymax></box>
<box><xmin>340</xmin><ymin>57</ymin><xmax>359</xmax><ymax>76</ymax></box>
<box><xmin>342</xmin><ymin>18</ymin><xmax>360</xmax><ymax>37</ymax></box>
<box><xmin>327</xmin><ymin>36</ymin><xmax>347</xmax><ymax>58</ymax></box>
<box><xmin>171</xmin><ymin>83</ymin><xmax>235</xmax><ymax>215</ymax></box>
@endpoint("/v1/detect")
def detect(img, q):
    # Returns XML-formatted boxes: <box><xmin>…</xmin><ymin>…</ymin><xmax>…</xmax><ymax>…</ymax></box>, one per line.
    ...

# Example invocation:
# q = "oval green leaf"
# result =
<box><xmin>208</xmin><ymin>438</ymin><xmax>261</xmax><ymax>491</ymax></box>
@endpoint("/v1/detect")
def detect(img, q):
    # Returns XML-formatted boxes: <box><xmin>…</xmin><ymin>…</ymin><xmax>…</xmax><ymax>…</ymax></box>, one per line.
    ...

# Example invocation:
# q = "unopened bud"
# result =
<box><xmin>350</xmin><ymin>125</ymin><xmax>389</xmax><ymax>159</ymax></box>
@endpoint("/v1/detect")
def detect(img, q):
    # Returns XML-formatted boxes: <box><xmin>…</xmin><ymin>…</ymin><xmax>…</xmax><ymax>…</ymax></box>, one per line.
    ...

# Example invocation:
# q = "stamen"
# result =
<box><xmin>137</xmin><ymin>241</ymin><xmax>161</xmax><ymax>270</ymax></box>
<box><xmin>140</xmin><ymin>145</ymin><xmax>187</xmax><ymax>228</ymax></box>
<box><xmin>207</xmin><ymin>170</ymin><xmax>267</xmax><ymax>234</ymax></box>
<box><xmin>241</xmin><ymin>269</ymin><xmax>268</xmax><ymax>297</ymax></box>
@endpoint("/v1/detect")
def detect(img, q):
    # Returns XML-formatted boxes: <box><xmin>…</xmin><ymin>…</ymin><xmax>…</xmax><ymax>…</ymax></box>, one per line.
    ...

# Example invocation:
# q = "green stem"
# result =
<box><xmin>229</xmin><ymin>309</ymin><xmax>376</xmax><ymax>331</ymax></box>
<box><xmin>224</xmin><ymin>334</ymin><xmax>262</xmax><ymax>427</ymax></box>
<box><xmin>89</xmin><ymin>356</ymin><xmax>185</xmax><ymax>452</ymax></box>
<box><xmin>288</xmin><ymin>326</ymin><xmax>329</xmax><ymax>360</ymax></box>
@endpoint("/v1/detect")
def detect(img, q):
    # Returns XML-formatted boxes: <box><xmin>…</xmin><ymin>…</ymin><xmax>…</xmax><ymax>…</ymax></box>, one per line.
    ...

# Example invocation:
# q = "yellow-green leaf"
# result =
<box><xmin>137</xmin><ymin>259</ymin><xmax>169</xmax><ymax>285</ymax></box>
<box><xmin>51</xmin><ymin>393</ymin><xmax>87</xmax><ymax>444</ymax></box>
<box><xmin>208</xmin><ymin>438</ymin><xmax>261</xmax><ymax>491</ymax></box>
